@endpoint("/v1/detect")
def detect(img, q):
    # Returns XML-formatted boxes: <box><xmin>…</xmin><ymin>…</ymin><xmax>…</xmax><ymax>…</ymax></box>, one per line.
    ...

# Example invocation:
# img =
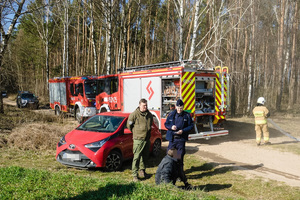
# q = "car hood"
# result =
<box><xmin>65</xmin><ymin>129</ymin><xmax>113</xmax><ymax>144</ymax></box>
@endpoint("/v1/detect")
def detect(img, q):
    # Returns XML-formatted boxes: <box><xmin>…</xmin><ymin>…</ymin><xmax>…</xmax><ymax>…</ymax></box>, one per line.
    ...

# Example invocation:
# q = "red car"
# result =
<box><xmin>56</xmin><ymin>112</ymin><xmax>162</xmax><ymax>171</ymax></box>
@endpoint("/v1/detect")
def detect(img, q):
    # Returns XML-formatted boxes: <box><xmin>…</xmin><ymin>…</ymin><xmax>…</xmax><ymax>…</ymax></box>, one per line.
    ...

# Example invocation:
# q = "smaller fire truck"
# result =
<box><xmin>95</xmin><ymin>60</ymin><xmax>230</xmax><ymax>140</ymax></box>
<box><xmin>49</xmin><ymin>76</ymin><xmax>98</xmax><ymax>122</ymax></box>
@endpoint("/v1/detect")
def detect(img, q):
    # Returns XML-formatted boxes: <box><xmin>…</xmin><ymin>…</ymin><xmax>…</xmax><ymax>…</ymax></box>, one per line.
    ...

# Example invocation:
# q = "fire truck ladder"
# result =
<box><xmin>122</xmin><ymin>60</ymin><xmax>201</xmax><ymax>72</ymax></box>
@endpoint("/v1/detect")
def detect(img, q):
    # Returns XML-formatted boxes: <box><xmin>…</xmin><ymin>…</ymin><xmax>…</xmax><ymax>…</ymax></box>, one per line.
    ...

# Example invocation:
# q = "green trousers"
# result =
<box><xmin>132</xmin><ymin>139</ymin><xmax>150</xmax><ymax>177</ymax></box>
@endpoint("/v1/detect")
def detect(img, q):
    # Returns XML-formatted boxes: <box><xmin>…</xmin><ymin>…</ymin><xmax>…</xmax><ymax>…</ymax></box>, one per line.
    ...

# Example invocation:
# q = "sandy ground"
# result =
<box><xmin>4</xmin><ymin>98</ymin><xmax>300</xmax><ymax>187</ymax></box>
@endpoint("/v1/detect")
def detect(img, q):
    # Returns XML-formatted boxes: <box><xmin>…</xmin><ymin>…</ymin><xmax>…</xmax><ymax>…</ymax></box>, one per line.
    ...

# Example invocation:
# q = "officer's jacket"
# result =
<box><xmin>155</xmin><ymin>155</ymin><xmax>179</xmax><ymax>185</ymax></box>
<box><xmin>253</xmin><ymin>105</ymin><xmax>270</xmax><ymax>125</ymax></box>
<box><xmin>127</xmin><ymin>107</ymin><xmax>153</xmax><ymax>140</ymax></box>
<box><xmin>165</xmin><ymin>110</ymin><xmax>193</xmax><ymax>141</ymax></box>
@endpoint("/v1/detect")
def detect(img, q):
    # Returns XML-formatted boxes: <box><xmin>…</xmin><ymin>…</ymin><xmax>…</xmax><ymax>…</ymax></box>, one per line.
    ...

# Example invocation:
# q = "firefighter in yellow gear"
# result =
<box><xmin>252</xmin><ymin>97</ymin><xmax>270</xmax><ymax>146</ymax></box>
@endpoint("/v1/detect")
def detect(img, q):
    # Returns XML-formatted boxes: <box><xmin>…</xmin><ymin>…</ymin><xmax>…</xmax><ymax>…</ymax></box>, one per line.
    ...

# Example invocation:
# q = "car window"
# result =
<box><xmin>77</xmin><ymin>115</ymin><xmax>125</xmax><ymax>133</ymax></box>
<box><xmin>21</xmin><ymin>93</ymin><xmax>34</xmax><ymax>99</ymax></box>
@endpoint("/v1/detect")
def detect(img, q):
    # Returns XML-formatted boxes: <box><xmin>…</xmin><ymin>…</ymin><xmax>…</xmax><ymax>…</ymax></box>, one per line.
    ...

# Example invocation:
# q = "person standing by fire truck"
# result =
<box><xmin>127</xmin><ymin>98</ymin><xmax>153</xmax><ymax>182</ymax></box>
<box><xmin>253</xmin><ymin>97</ymin><xmax>271</xmax><ymax>146</ymax></box>
<box><xmin>165</xmin><ymin>99</ymin><xmax>193</xmax><ymax>187</ymax></box>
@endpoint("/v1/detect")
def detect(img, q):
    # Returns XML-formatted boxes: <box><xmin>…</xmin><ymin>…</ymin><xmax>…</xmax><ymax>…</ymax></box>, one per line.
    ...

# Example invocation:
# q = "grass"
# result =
<box><xmin>1</xmin><ymin>148</ymin><xmax>300</xmax><ymax>200</ymax></box>
<box><xmin>0</xmin><ymin>166</ymin><xmax>220</xmax><ymax>200</ymax></box>
<box><xmin>1</xmin><ymin>104</ymin><xmax>300</xmax><ymax>199</ymax></box>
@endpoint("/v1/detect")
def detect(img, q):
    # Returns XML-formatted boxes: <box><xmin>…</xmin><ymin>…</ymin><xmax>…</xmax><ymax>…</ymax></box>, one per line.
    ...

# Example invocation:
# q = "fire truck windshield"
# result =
<box><xmin>84</xmin><ymin>80</ymin><xmax>97</xmax><ymax>98</ymax></box>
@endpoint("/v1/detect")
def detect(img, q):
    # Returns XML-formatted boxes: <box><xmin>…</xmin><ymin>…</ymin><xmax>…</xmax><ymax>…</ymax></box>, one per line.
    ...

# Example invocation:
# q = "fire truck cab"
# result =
<box><xmin>49</xmin><ymin>76</ymin><xmax>98</xmax><ymax>122</ymax></box>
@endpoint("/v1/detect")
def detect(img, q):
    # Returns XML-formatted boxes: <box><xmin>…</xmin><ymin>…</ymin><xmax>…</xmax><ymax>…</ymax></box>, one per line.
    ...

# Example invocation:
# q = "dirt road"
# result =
<box><xmin>163</xmin><ymin>116</ymin><xmax>300</xmax><ymax>187</ymax></box>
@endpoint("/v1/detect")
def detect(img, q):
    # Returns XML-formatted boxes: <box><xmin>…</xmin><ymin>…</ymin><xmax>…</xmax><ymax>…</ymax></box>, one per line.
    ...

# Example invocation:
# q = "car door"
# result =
<box><xmin>118</xmin><ymin>124</ymin><xmax>133</xmax><ymax>159</ymax></box>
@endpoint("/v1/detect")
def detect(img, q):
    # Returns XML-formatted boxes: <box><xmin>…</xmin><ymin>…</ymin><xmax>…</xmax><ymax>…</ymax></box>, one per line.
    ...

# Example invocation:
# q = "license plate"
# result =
<box><xmin>62</xmin><ymin>153</ymin><xmax>80</xmax><ymax>161</ymax></box>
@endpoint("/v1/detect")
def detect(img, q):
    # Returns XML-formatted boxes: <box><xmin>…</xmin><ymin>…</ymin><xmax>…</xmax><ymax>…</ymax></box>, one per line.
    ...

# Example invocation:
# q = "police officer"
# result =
<box><xmin>165</xmin><ymin>99</ymin><xmax>193</xmax><ymax>187</ymax></box>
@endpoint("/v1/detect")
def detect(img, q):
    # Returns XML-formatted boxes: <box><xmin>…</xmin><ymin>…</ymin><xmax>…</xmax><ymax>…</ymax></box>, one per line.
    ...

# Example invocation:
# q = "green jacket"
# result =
<box><xmin>127</xmin><ymin>107</ymin><xmax>153</xmax><ymax>140</ymax></box>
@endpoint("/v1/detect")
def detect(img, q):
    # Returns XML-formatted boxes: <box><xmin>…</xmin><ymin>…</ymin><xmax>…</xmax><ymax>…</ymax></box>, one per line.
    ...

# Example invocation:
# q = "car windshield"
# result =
<box><xmin>21</xmin><ymin>93</ymin><xmax>35</xmax><ymax>99</ymax></box>
<box><xmin>84</xmin><ymin>80</ymin><xmax>97</xmax><ymax>98</ymax></box>
<box><xmin>77</xmin><ymin>115</ymin><xmax>125</xmax><ymax>133</ymax></box>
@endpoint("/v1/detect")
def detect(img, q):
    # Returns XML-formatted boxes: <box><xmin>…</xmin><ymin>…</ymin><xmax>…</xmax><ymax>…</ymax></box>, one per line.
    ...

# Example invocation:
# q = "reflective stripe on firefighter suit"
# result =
<box><xmin>165</xmin><ymin>110</ymin><xmax>193</xmax><ymax>183</ymax></box>
<box><xmin>253</xmin><ymin>105</ymin><xmax>270</xmax><ymax>144</ymax></box>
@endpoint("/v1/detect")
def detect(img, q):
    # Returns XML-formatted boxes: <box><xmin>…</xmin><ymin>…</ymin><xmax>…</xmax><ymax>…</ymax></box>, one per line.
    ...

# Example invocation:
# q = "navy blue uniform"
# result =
<box><xmin>165</xmin><ymin>110</ymin><xmax>193</xmax><ymax>161</ymax></box>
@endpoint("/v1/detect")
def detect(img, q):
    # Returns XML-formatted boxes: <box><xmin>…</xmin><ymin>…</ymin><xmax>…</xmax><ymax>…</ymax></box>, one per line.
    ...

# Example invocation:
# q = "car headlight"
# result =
<box><xmin>58</xmin><ymin>136</ymin><xmax>66</xmax><ymax>147</ymax></box>
<box><xmin>21</xmin><ymin>99</ymin><xmax>27</xmax><ymax>104</ymax></box>
<box><xmin>84</xmin><ymin>137</ymin><xmax>109</xmax><ymax>152</ymax></box>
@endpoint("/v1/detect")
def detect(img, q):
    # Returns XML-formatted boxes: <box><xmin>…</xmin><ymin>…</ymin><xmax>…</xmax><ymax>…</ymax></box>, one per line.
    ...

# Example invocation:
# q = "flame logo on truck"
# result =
<box><xmin>146</xmin><ymin>81</ymin><xmax>154</xmax><ymax>100</ymax></box>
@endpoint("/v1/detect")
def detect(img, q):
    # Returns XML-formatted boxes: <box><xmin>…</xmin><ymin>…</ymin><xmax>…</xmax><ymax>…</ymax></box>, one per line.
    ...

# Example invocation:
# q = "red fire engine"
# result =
<box><xmin>49</xmin><ymin>76</ymin><xmax>98</xmax><ymax>122</ymax></box>
<box><xmin>95</xmin><ymin>60</ymin><xmax>229</xmax><ymax>140</ymax></box>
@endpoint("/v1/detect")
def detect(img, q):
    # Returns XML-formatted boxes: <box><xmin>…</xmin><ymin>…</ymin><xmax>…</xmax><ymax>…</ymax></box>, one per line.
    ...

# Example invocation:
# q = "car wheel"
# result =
<box><xmin>105</xmin><ymin>150</ymin><xmax>123</xmax><ymax>171</ymax></box>
<box><xmin>152</xmin><ymin>139</ymin><xmax>161</xmax><ymax>157</ymax></box>
<box><xmin>55</xmin><ymin>106</ymin><xmax>60</xmax><ymax>116</ymax></box>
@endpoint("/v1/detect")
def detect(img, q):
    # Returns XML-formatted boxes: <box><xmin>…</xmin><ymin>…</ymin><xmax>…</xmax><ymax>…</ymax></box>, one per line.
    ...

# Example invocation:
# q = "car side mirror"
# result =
<box><xmin>124</xmin><ymin>128</ymin><xmax>132</xmax><ymax>135</ymax></box>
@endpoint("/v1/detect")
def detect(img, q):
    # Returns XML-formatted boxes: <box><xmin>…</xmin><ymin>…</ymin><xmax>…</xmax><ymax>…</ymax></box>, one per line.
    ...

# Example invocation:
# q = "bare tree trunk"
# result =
<box><xmin>178</xmin><ymin>0</ymin><xmax>184</xmax><ymax>60</ymax></box>
<box><xmin>82</xmin><ymin>0</ymin><xmax>87</xmax><ymax>75</ymax></box>
<box><xmin>288</xmin><ymin>1</ymin><xmax>298</xmax><ymax>109</ymax></box>
<box><xmin>76</xmin><ymin>14</ymin><xmax>80</xmax><ymax>76</ymax></box>
<box><xmin>165</xmin><ymin>0</ymin><xmax>170</xmax><ymax>58</ymax></box>
<box><xmin>97</xmin><ymin>27</ymin><xmax>102</xmax><ymax>74</ymax></box>
<box><xmin>151</xmin><ymin>9</ymin><xmax>158</xmax><ymax>62</ymax></box>
<box><xmin>106</xmin><ymin>0</ymin><xmax>112</xmax><ymax>74</ymax></box>
<box><xmin>189</xmin><ymin>0</ymin><xmax>201</xmax><ymax>60</ymax></box>
<box><xmin>144</xmin><ymin>2</ymin><xmax>151</xmax><ymax>64</ymax></box>
<box><xmin>122</xmin><ymin>0</ymin><xmax>127</xmax><ymax>69</ymax></box>
<box><xmin>126</xmin><ymin>0</ymin><xmax>131</xmax><ymax>68</ymax></box>
<box><xmin>45</xmin><ymin>0</ymin><xmax>50</xmax><ymax>90</ymax></box>
<box><xmin>89</xmin><ymin>1</ymin><xmax>97</xmax><ymax>75</ymax></box>
<box><xmin>276</xmin><ymin>0</ymin><xmax>286</xmax><ymax>111</ymax></box>
<box><xmin>62</xmin><ymin>0</ymin><xmax>69</xmax><ymax>76</ymax></box>
<box><xmin>246</xmin><ymin>2</ymin><xmax>254</xmax><ymax>114</ymax></box>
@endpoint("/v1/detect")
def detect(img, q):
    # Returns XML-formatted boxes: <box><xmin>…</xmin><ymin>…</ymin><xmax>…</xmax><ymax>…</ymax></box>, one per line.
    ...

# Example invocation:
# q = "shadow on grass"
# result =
<box><xmin>63</xmin><ymin>183</ymin><xmax>138</xmax><ymax>200</ymax></box>
<box><xmin>185</xmin><ymin>162</ymin><xmax>263</xmax><ymax>180</ymax></box>
<box><xmin>178</xmin><ymin>183</ymin><xmax>232</xmax><ymax>192</ymax></box>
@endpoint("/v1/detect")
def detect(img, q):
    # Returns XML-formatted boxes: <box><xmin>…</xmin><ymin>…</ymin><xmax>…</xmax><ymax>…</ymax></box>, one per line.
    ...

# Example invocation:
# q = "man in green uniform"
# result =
<box><xmin>127</xmin><ymin>98</ymin><xmax>153</xmax><ymax>181</ymax></box>
<box><xmin>253</xmin><ymin>97</ymin><xmax>270</xmax><ymax>146</ymax></box>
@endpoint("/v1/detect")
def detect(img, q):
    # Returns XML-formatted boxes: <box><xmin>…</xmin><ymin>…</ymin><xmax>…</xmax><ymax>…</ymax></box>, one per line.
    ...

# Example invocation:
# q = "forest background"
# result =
<box><xmin>0</xmin><ymin>0</ymin><xmax>299</xmax><ymax>116</ymax></box>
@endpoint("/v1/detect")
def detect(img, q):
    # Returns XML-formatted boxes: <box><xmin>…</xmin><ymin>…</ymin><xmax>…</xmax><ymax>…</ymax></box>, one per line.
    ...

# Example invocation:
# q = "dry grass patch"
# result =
<box><xmin>7</xmin><ymin>122</ymin><xmax>76</xmax><ymax>151</ymax></box>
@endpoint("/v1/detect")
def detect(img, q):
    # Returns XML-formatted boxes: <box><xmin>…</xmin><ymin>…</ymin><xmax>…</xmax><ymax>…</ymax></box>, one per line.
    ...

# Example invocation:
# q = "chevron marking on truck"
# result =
<box><xmin>214</xmin><ymin>71</ymin><xmax>224</xmax><ymax>121</ymax></box>
<box><xmin>182</xmin><ymin>72</ymin><xmax>195</xmax><ymax>113</ymax></box>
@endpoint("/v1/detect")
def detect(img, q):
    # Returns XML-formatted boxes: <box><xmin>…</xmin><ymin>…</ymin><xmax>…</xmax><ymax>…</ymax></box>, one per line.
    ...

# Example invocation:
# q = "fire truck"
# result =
<box><xmin>95</xmin><ymin>60</ymin><xmax>230</xmax><ymax>140</ymax></box>
<box><xmin>49</xmin><ymin>76</ymin><xmax>99</xmax><ymax>122</ymax></box>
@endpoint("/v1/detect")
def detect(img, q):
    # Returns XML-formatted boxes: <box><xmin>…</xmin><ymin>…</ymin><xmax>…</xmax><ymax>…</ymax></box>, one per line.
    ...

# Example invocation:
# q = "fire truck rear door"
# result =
<box><xmin>123</xmin><ymin>77</ymin><xmax>161</xmax><ymax>114</ymax></box>
<box><xmin>141</xmin><ymin>77</ymin><xmax>161</xmax><ymax>111</ymax></box>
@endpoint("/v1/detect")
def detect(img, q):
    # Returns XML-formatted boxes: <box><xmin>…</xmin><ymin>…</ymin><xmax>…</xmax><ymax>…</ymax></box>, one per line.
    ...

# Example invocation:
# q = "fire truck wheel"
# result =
<box><xmin>100</xmin><ymin>107</ymin><xmax>107</xmax><ymax>113</ymax></box>
<box><xmin>75</xmin><ymin>108</ymin><xmax>82</xmax><ymax>123</ymax></box>
<box><xmin>105</xmin><ymin>150</ymin><xmax>123</xmax><ymax>171</ymax></box>
<box><xmin>55</xmin><ymin>106</ymin><xmax>60</xmax><ymax>116</ymax></box>
<box><xmin>152</xmin><ymin>139</ymin><xmax>161</xmax><ymax>157</ymax></box>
